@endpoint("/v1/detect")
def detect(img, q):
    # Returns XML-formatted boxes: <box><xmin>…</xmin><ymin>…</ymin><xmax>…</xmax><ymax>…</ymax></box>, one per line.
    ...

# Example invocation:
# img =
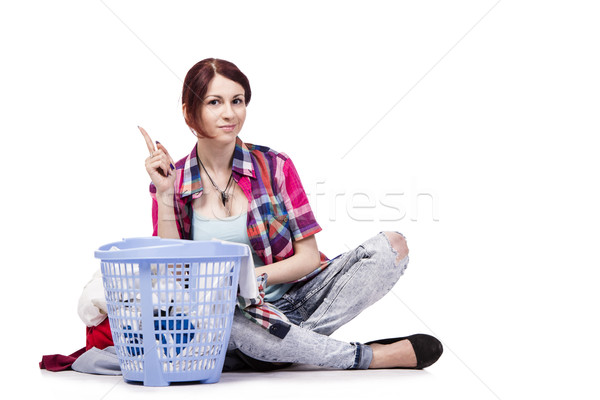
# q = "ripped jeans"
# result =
<box><xmin>227</xmin><ymin>232</ymin><xmax>409</xmax><ymax>370</ymax></box>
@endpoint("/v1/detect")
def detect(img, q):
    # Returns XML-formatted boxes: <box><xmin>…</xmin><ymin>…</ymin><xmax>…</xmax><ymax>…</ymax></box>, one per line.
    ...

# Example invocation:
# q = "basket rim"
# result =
<box><xmin>95</xmin><ymin>237</ymin><xmax>250</xmax><ymax>260</ymax></box>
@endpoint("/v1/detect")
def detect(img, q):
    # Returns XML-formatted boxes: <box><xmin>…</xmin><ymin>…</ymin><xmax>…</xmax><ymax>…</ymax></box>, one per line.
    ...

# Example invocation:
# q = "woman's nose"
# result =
<box><xmin>221</xmin><ymin>103</ymin><xmax>234</xmax><ymax>119</ymax></box>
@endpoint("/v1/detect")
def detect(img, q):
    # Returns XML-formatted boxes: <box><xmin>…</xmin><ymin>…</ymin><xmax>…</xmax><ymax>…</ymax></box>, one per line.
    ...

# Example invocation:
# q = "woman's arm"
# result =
<box><xmin>153</xmin><ymin>190</ymin><xmax>180</xmax><ymax>239</ymax></box>
<box><xmin>254</xmin><ymin>235</ymin><xmax>322</xmax><ymax>285</ymax></box>
<box><xmin>140</xmin><ymin>126</ymin><xmax>180</xmax><ymax>239</ymax></box>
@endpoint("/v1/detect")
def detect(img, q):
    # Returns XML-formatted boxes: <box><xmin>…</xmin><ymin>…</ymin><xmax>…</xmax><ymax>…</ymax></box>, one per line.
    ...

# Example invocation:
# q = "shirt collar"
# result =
<box><xmin>232</xmin><ymin>137</ymin><xmax>256</xmax><ymax>178</ymax></box>
<box><xmin>180</xmin><ymin>137</ymin><xmax>255</xmax><ymax>198</ymax></box>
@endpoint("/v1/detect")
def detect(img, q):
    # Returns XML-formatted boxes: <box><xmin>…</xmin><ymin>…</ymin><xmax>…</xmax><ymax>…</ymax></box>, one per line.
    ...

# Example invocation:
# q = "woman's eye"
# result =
<box><xmin>233</xmin><ymin>98</ymin><xmax>243</xmax><ymax>105</ymax></box>
<box><xmin>207</xmin><ymin>99</ymin><xmax>219</xmax><ymax>106</ymax></box>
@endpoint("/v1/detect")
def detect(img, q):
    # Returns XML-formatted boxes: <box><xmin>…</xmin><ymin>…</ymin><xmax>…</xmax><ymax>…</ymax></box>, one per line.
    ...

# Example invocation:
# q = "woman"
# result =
<box><xmin>140</xmin><ymin>58</ymin><xmax>443</xmax><ymax>371</ymax></box>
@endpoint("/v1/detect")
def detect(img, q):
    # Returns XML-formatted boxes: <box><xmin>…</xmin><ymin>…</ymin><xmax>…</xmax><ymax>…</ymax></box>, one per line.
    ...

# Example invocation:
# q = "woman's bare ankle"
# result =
<box><xmin>368</xmin><ymin>340</ymin><xmax>418</xmax><ymax>369</ymax></box>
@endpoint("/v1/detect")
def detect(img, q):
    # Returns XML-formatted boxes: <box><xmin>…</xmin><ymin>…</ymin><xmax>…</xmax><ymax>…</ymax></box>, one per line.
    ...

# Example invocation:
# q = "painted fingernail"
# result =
<box><xmin>170</xmin><ymin>163</ymin><xmax>175</xmax><ymax>170</ymax></box>
<box><xmin>155</xmin><ymin>140</ymin><xmax>160</xmax><ymax>145</ymax></box>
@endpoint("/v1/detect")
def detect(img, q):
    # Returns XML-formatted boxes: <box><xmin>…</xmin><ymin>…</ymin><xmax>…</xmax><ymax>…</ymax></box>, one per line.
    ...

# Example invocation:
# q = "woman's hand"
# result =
<box><xmin>139</xmin><ymin>126</ymin><xmax>180</xmax><ymax>239</ymax></box>
<box><xmin>139</xmin><ymin>126</ymin><xmax>175</xmax><ymax>194</ymax></box>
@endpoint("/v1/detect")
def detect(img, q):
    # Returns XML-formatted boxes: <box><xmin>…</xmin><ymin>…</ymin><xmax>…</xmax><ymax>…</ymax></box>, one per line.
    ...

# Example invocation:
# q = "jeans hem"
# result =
<box><xmin>350</xmin><ymin>342</ymin><xmax>373</xmax><ymax>370</ymax></box>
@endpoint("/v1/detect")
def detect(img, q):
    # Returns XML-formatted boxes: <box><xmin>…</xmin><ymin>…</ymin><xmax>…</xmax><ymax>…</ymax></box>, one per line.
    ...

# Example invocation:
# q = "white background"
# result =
<box><xmin>1</xmin><ymin>1</ymin><xmax>599</xmax><ymax>399</ymax></box>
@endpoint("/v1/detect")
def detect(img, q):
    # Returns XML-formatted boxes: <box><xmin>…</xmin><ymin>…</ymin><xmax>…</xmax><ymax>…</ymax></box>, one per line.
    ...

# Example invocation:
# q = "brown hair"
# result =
<box><xmin>182</xmin><ymin>58</ymin><xmax>251</xmax><ymax>136</ymax></box>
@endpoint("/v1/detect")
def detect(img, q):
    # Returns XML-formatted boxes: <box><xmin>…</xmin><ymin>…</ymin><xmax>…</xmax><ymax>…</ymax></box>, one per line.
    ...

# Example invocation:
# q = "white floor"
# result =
<box><xmin>36</xmin><ymin>365</ymin><xmax>482</xmax><ymax>399</ymax></box>
<box><xmin>35</xmin><ymin>356</ymin><xmax>492</xmax><ymax>400</ymax></box>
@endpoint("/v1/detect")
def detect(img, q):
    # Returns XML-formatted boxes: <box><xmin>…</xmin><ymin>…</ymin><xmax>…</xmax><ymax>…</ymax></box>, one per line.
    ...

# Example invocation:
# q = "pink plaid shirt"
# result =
<box><xmin>149</xmin><ymin>137</ymin><xmax>331</xmax><ymax>338</ymax></box>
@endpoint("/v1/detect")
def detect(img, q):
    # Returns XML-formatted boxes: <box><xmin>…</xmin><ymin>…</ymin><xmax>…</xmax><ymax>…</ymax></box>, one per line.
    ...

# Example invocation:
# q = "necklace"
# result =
<box><xmin>197</xmin><ymin>157</ymin><xmax>234</xmax><ymax>207</ymax></box>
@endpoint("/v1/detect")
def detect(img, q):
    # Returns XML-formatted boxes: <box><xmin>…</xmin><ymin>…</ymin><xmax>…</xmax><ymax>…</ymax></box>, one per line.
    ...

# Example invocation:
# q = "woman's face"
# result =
<box><xmin>198</xmin><ymin>74</ymin><xmax>247</xmax><ymax>139</ymax></box>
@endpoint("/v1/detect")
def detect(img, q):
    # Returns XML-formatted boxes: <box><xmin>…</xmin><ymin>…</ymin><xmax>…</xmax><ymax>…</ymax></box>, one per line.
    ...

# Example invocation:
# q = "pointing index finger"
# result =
<box><xmin>138</xmin><ymin>125</ymin><xmax>155</xmax><ymax>156</ymax></box>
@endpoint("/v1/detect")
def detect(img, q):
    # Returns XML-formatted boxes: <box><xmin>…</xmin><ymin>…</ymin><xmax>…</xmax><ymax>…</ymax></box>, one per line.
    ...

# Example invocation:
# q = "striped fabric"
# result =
<box><xmin>149</xmin><ymin>137</ymin><xmax>332</xmax><ymax>337</ymax></box>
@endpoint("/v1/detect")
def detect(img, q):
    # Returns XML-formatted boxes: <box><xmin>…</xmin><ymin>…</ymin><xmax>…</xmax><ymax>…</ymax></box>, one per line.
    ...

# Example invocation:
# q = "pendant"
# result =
<box><xmin>221</xmin><ymin>192</ymin><xmax>229</xmax><ymax>206</ymax></box>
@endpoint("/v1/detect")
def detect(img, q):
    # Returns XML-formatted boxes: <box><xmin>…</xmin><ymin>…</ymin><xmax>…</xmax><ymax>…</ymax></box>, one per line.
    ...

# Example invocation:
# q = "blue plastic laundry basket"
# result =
<box><xmin>95</xmin><ymin>237</ymin><xmax>248</xmax><ymax>386</ymax></box>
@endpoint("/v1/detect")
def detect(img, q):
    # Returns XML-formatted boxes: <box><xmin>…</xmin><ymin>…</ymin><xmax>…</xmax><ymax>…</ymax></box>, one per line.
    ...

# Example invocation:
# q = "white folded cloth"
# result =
<box><xmin>77</xmin><ymin>268</ymin><xmax>108</xmax><ymax>327</ymax></box>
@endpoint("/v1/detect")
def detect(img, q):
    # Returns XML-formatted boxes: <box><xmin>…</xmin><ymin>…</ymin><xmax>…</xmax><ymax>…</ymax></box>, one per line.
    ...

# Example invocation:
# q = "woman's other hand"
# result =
<box><xmin>139</xmin><ymin>126</ymin><xmax>176</xmax><ymax>194</ymax></box>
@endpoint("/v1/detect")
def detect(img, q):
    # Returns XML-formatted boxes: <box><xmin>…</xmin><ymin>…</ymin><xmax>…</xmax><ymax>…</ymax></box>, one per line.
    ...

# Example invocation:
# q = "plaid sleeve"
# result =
<box><xmin>237</xmin><ymin>274</ymin><xmax>291</xmax><ymax>339</ymax></box>
<box><xmin>278</xmin><ymin>157</ymin><xmax>322</xmax><ymax>241</ymax></box>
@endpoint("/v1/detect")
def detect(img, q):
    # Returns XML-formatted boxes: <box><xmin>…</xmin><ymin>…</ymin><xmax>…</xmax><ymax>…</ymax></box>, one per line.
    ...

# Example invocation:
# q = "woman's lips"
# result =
<box><xmin>219</xmin><ymin>124</ymin><xmax>236</xmax><ymax>132</ymax></box>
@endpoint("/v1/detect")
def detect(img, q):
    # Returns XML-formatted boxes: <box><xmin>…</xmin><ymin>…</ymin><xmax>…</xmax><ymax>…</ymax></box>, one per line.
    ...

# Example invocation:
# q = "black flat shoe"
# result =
<box><xmin>365</xmin><ymin>333</ymin><xmax>443</xmax><ymax>369</ymax></box>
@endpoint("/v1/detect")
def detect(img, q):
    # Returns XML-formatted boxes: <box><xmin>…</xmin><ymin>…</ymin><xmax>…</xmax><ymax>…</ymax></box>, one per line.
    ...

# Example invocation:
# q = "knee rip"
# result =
<box><xmin>383</xmin><ymin>231</ymin><xmax>409</xmax><ymax>265</ymax></box>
